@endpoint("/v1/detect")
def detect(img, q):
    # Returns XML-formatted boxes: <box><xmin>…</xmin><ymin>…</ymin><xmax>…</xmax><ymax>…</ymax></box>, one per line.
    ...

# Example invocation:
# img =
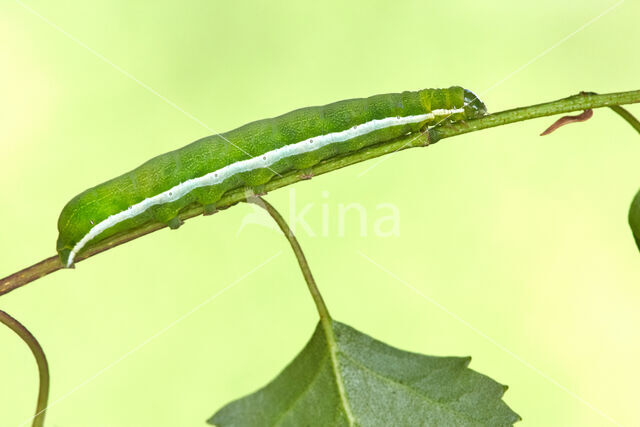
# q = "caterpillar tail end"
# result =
<box><xmin>66</xmin><ymin>252</ymin><xmax>77</xmax><ymax>269</ymax></box>
<box><xmin>57</xmin><ymin>248</ymin><xmax>76</xmax><ymax>269</ymax></box>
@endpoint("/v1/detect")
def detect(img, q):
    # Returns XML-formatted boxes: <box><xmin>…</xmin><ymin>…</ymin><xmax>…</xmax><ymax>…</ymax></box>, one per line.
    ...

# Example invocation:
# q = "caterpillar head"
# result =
<box><xmin>463</xmin><ymin>88</ymin><xmax>488</xmax><ymax>119</ymax></box>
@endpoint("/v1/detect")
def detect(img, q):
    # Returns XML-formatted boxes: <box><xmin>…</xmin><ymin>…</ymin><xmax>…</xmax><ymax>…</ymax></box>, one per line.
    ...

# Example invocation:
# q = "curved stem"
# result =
<box><xmin>570</xmin><ymin>91</ymin><xmax>640</xmax><ymax>135</ymax></box>
<box><xmin>245</xmin><ymin>196</ymin><xmax>330</xmax><ymax>321</ymax></box>
<box><xmin>577</xmin><ymin>91</ymin><xmax>640</xmax><ymax>135</ymax></box>
<box><xmin>2</xmin><ymin>89</ymin><xmax>640</xmax><ymax>297</ymax></box>
<box><xmin>244</xmin><ymin>196</ymin><xmax>355</xmax><ymax>423</ymax></box>
<box><xmin>610</xmin><ymin>105</ymin><xmax>640</xmax><ymax>134</ymax></box>
<box><xmin>0</xmin><ymin>310</ymin><xmax>50</xmax><ymax>427</ymax></box>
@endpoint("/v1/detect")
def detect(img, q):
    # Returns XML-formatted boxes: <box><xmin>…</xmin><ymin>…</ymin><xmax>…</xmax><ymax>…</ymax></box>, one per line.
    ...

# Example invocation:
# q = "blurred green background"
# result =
<box><xmin>1</xmin><ymin>1</ymin><xmax>639</xmax><ymax>425</ymax></box>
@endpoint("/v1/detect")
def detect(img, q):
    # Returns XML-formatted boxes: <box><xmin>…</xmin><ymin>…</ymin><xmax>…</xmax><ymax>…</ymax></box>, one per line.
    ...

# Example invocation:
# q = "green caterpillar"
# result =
<box><xmin>57</xmin><ymin>86</ymin><xmax>487</xmax><ymax>267</ymax></box>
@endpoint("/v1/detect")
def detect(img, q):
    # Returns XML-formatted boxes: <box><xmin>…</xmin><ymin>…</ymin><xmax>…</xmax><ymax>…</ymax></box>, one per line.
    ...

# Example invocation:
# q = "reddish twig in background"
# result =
<box><xmin>540</xmin><ymin>109</ymin><xmax>594</xmax><ymax>135</ymax></box>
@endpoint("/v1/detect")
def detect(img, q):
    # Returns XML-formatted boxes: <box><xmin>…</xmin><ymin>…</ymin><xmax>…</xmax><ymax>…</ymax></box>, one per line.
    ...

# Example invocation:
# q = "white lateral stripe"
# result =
<box><xmin>67</xmin><ymin>108</ymin><xmax>463</xmax><ymax>266</ymax></box>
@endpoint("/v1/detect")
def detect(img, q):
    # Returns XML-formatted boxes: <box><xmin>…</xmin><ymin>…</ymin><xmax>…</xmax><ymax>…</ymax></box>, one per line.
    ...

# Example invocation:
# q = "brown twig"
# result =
<box><xmin>0</xmin><ymin>256</ymin><xmax>63</xmax><ymax>296</ymax></box>
<box><xmin>540</xmin><ymin>109</ymin><xmax>594</xmax><ymax>135</ymax></box>
<box><xmin>0</xmin><ymin>310</ymin><xmax>50</xmax><ymax>427</ymax></box>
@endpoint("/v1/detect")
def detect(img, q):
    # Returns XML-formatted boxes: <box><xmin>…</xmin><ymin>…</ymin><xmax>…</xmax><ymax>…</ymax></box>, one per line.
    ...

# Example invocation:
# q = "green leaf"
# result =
<box><xmin>629</xmin><ymin>188</ymin><xmax>640</xmax><ymax>251</ymax></box>
<box><xmin>209</xmin><ymin>320</ymin><xmax>520</xmax><ymax>426</ymax></box>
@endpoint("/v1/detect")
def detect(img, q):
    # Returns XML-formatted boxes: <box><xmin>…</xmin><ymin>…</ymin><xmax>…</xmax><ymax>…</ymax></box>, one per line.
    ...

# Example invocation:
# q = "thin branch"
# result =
<box><xmin>0</xmin><ymin>310</ymin><xmax>50</xmax><ymax>427</ymax></box>
<box><xmin>576</xmin><ymin>91</ymin><xmax>640</xmax><ymax>135</ymax></box>
<box><xmin>1</xmin><ymin>89</ymin><xmax>639</xmax><ymax>297</ymax></box>
<box><xmin>244</xmin><ymin>196</ymin><xmax>355</xmax><ymax>423</ymax></box>
<box><xmin>610</xmin><ymin>105</ymin><xmax>640</xmax><ymax>134</ymax></box>
<box><xmin>0</xmin><ymin>256</ymin><xmax>62</xmax><ymax>298</ymax></box>
<box><xmin>245</xmin><ymin>196</ymin><xmax>330</xmax><ymax>321</ymax></box>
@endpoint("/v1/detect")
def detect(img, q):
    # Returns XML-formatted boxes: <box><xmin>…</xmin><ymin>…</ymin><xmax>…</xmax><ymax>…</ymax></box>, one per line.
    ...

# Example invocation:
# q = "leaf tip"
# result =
<box><xmin>206</xmin><ymin>413</ymin><xmax>223</xmax><ymax>426</ymax></box>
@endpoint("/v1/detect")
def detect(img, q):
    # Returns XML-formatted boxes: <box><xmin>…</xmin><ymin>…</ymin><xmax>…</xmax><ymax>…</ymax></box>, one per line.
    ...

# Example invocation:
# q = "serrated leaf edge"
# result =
<box><xmin>339</xmin><ymin>351</ymin><xmax>487</xmax><ymax>424</ymax></box>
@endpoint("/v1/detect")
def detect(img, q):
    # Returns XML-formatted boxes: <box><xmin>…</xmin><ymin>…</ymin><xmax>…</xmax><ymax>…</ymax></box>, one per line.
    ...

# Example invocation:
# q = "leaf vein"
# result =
<box><xmin>338</xmin><ymin>352</ymin><xmax>482</xmax><ymax>424</ymax></box>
